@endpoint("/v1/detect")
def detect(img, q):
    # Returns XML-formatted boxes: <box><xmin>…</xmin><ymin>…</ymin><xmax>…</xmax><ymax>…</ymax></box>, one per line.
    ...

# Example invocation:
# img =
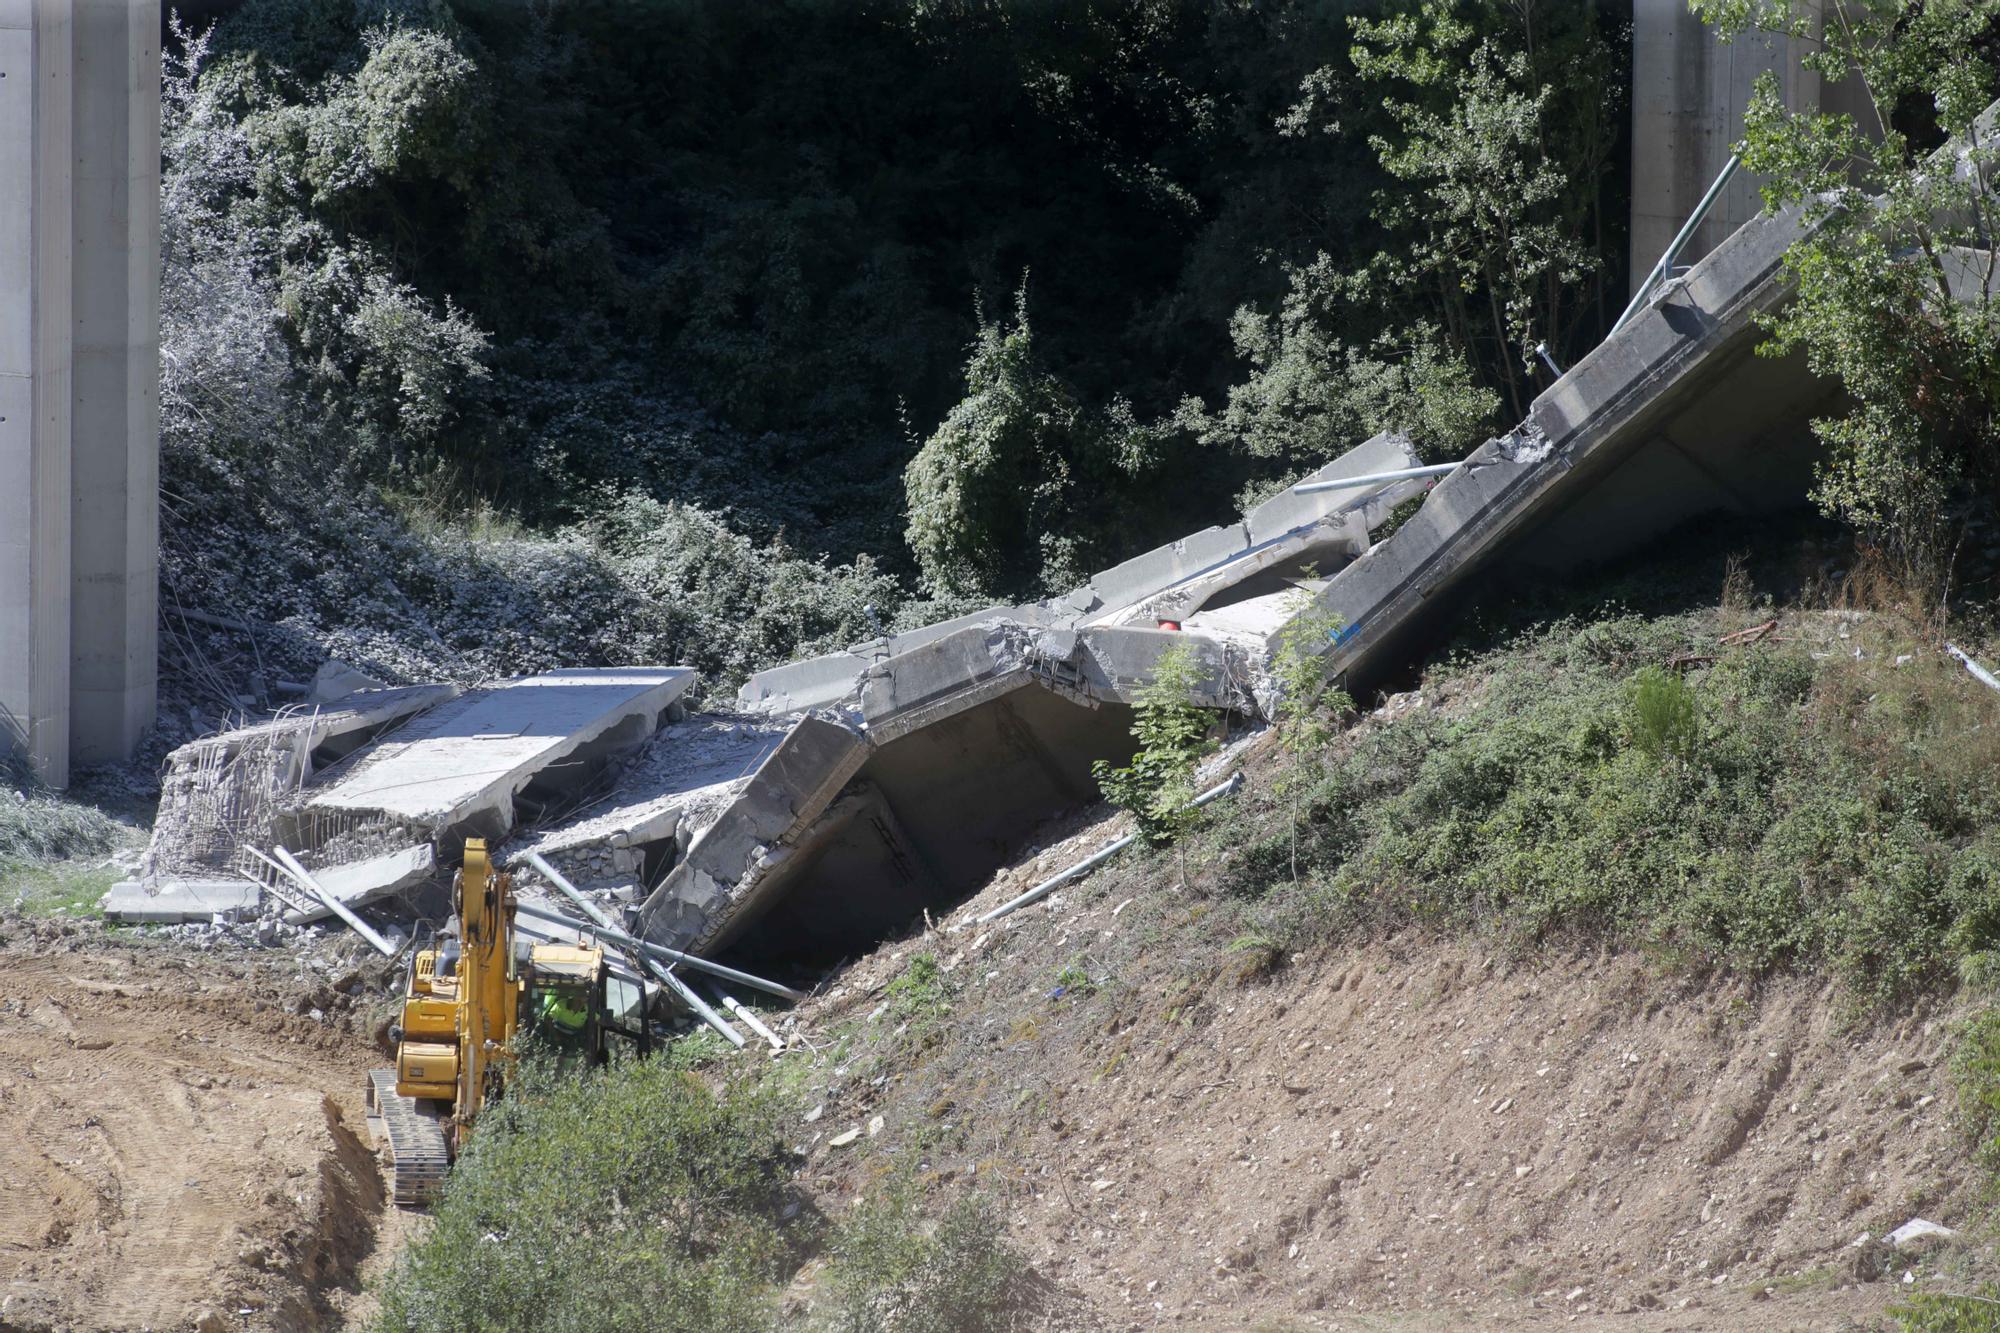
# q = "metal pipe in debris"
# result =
<box><xmin>718</xmin><ymin>993</ymin><xmax>785</xmax><ymax>1051</ymax></box>
<box><xmin>966</xmin><ymin>772</ymin><xmax>1245</xmax><ymax>927</ymax></box>
<box><xmin>1291</xmin><ymin>463</ymin><xmax>1458</xmax><ymax>495</ymax></box>
<box><xmin>523</xmin><ymin>852</ymin><xmax>745</xmax><ymax>1049</ymax></box>
<box><xmin>1947</xmin><ymin>642</ymin><xmax>2000</xmax><ymax>695</ymax></box>
<box><xmin>263</xmin><ymin>845</ymin><xmax>397</xmax><ymax>956</ymax></box>
<box><xmin>509</xmin><ymin>898</ymin><xmax>804</xmax><ymax>1002</ymax></box>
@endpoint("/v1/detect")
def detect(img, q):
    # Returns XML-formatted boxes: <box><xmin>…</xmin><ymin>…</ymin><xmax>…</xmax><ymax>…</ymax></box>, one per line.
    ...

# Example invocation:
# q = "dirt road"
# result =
<box><xmin>0</xmin><ymin>922</ymin><xmax>386</xmax><ymax>1332</ymax></box>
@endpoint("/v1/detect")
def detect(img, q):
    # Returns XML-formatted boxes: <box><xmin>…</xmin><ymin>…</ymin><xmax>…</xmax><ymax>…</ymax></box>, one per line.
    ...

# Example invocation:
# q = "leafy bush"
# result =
<box><xmin>904</xmin><ymin>289</ymin><xmax>1145</xmax><ymax>599</ymax></box>
<box><xmin>1271</xmin><ymin>584</ymin><xmax>1353</xmax><ymax>762</ymax></box>
<box><xmin>372</xmin><ymin>1053</ymin><xmax>796</xmax><ymax>1333</ymax></box>
<box><xmin>1892</xmin><ymin>1288</ymin><xmax>2000</xmax><ymax>1333</ymax></box>
<box><xmin>1951</xmin><ymin>1008</ymin><xmax>2000</xmax><ymax>1176</ymax></box>
<box><xmin>821</xmin><ymin>1181</ymin><xmax>1025</xmax><ymax>1333</ymax></box>
<box><xmin>1092</xmin><ymin>644</ymin><xmax>1218</xmax><ymax>845</ymax></box>
<box><xmin>1627</xmin><ymin>666</ymin><xmax>1700</xmax><ymax>762</ymax></box>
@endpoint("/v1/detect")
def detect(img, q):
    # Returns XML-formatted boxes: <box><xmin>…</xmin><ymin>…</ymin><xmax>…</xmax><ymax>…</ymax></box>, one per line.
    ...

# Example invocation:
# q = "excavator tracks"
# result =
<box><xmin>366</xmin><ymin>1068</ymin><xmax>450</xmax><ymax>1207</ymax></box>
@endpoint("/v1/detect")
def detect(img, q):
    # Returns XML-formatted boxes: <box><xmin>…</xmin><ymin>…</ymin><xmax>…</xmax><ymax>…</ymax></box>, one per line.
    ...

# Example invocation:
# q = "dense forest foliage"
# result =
<box><xmin>158</xmin><ymin>0</ymin><xmax>1631</xmax><ymax>698</ymax></box>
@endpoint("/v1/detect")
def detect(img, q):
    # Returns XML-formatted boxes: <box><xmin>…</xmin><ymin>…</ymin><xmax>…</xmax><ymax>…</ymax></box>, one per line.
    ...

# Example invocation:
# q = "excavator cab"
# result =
<box><xmin>523</xmin><ymin>944</ymin><xmax>604</xmax><ymax>1053</ymax></box>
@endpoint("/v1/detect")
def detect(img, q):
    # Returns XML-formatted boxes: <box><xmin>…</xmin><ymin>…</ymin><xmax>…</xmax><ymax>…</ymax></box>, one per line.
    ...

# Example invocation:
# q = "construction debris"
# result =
<box><xmin>276</xmin><ymin>844</ymin><xmax>433</xmax><ymax>926</ymax></box>
<box><xmin>303</xmin><ymin>667</ymin><xmax>696</xmax><ymax>848</ymax></box>
<box><xmin>100</xmin><ymin>878</ymin><xmax>259</xmax><ymax>924</ymax></box>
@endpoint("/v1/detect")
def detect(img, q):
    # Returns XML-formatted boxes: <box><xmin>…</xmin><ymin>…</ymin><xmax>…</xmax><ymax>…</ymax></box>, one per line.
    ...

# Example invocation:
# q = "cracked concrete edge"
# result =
<box><xmin>278</xmin><ymin>843</ymin><xmax>435</xmax><ymax>926</ymax></box>
<box><xmin>1301</xmin><ymin>199</ymin><xmax>1821</xmax><ymax>691</ymax></box>
<box><xmin>733</xmin><ymin>432</ymin><xmax>1425</xmax><ymax>718</ymax></box>
<box><xmin>307</xmin><ymin>671</ymin><xmax>696</xmax><ymax>838</ymax></box>
<box><xmin>633</xmin><ymin>714</ymin><xmax>872</xmax><ymax>952</ymax></box>
<box><xmin>160</xmin><ymin>683</ymin><xmax>458</xmax><ymax>771</ymax></box>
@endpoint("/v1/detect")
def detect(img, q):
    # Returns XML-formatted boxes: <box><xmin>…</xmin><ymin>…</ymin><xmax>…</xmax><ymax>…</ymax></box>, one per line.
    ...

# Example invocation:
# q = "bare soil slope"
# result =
<box><xmin>784</xmin><ymin>770</ymin><xmax>1992</xmax><ymax>1330</ymax></box>
<box><xmin>0</xmin><ymin>920</ymin><xmax>386</xmax><ymax>1333</ymax></box>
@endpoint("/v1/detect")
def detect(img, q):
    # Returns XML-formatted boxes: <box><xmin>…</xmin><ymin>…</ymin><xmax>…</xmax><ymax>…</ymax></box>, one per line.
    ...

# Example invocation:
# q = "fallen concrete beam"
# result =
<box><xmin>1305</xmin><ymin>198</ymin><xmax>1829</xmax><ymax>690</ymax></box>
<box><xmin>306</xmin><ymin>668</ymin><xmax>695</xmax><ymax>844</ymax></box>
<box><xmin>101</xmin><ymin>878</ymin><xmax>260</xmax><ymax>923</ymax></box>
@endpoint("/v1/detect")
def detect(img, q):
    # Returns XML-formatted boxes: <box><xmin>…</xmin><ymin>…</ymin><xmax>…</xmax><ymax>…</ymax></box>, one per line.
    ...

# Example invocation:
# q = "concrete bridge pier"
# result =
<box><xmin>1629</xmin><ymin>0</ymin><xmax>1872</xmax><ymax>293</ymax></box>
<box><xmin>1</xmin><ymin>0</ymin><xmax>159</xmax><ymax>787</ymax></box>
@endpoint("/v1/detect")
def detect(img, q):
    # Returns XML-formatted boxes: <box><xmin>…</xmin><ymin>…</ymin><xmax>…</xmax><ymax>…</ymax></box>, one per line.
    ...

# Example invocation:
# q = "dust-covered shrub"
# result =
<box><xmin>821</xmin><ymin>1180</ymin><xmax>1025</xmax><ymax>1333</ymax></box>
<box><xmin>903</xmin><ymin>289</ymin><xmax>1132</xmax><ymax>600</ymax></box>
<box><xmin>158</xmin><ymin>15</ymin><xmax>914</xmax><ymax>712</ymax></box>
<box><xmin>0</xmin><ymin>755</ymin><xmax>123</xmax><ymax>867</ymax></box>
<box><xmin>372</xmin><ymin>1052</ymin><xmax>797</xmax><ymax>1333</ymax></box>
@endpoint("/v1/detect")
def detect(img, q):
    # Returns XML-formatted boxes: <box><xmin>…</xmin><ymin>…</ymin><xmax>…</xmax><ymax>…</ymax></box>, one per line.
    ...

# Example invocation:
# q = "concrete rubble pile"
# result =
<box><xmin>105</xmin><ymin>432</ymin><xmax>1432</xmax><ymax>964</ymax></box>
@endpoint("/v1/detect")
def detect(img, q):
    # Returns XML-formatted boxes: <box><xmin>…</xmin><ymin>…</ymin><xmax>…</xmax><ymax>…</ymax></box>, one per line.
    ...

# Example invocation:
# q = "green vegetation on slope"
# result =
<box><xmin>1220</xmin><ymin>592</ymin><xmax>2000</xmax><ymax>1007</ymax></box>
<box><xmin>369</xmin><ymin>535</ymin><xmax>2000</xmax><ymax>1329</ymax></box>
<box><xmin>372</xmin><ymin>1048</ymin><xmax>1025</xmax><ymax>1333</ymax></box>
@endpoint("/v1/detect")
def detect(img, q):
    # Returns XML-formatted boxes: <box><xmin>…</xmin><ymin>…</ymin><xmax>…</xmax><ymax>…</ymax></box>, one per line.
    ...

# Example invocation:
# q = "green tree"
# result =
<box><xmin>1347</xmin><ymin>0</ymin><xmax>1612</xmax><ymax>416</ymax></box>
<box><xmin>1092</xmin><ymin>643</ymin><xmax>1219</xmax><ymax>846</ymax></box>
<box><xmin>903</xmin><ymin>288</ymin><xmax>1106</xmax><ymax>599</ymax></box>
<box><xmin>1691</xmin><ymin>0</ymin><xmax>2000</xmax><ymax>587</ymax></box>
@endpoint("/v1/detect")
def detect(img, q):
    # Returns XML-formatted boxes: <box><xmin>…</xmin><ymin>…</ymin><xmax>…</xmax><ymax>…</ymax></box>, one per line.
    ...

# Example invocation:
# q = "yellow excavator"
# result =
<box><xmin>364</xmin><ymin>837</ymin><xmax>649</xmax><ymax>1205</ymax></box>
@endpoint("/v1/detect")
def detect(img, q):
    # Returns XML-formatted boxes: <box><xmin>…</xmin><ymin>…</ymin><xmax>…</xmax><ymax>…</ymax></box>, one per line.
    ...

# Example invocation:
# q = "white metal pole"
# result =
<box><xmin>523</xmin><ymin>851</ymin><xmax>745</xmax><ymax>1049</ymax></box>
<box><xmin>265</xmin><ymin>845</ymin><xmax>397</xmax><ymax>956</ymax></box>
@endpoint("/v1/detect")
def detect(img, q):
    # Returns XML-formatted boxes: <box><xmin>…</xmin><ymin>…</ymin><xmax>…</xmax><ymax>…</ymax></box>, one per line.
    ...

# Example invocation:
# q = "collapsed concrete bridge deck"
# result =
<box><xmin>618</xmin><ymin>199</ymin><xmax>1862</xmax><ymax>965</ymax></box>
<box><xmin>106</xmin><ymin>209</ymin><xmax>1848</xmax><ymax>954</ymax></box>
<box><xmin>114</xmin><ymin>119</ymin><xmax>1995</xmax><ymax>982</ymax></box>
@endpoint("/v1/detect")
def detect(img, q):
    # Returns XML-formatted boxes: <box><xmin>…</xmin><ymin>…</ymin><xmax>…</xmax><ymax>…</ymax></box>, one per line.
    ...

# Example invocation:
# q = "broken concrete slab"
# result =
<box><xmin>101</xmin><ymin>878</ymin><xmax>261</xmax><ymax>923</ymax></box>
<box><xmin>516</xmin><ymin>715</ymin><xmax>788</xmax><ymax>852</ymax></box>
<box><xmin>1074</xmin><ymin>523</ymin><xmax>1252</xmax><ymax>622</ymax></box>
<box><xmin>280</xmin><ymin>844</ymin><xmax>434</xmax><ymax>925</ymax></box>
<box><xmin>144</xmin><ymin>683</ymin><xmax>459</xmax><ymax>881</ymax></box>
<box><xmin>634</xmin><ymin>715</ymin><xmax>871</xmax><ymax>952</ymax></box>
<box><xmin>309</xmin><ymin>659</ymin><xmax>387</xmax><ymax>703</ymax></box>
<box><xmin>306</xmin><ymin>668</ymin><xmax>695</xmax><ymax>844</ymax></box>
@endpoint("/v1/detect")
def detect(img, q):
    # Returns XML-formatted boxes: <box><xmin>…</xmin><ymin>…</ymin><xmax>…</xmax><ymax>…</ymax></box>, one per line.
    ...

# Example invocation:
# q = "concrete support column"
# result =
<box><xmin>1629</xmin><ymin>0</ymin><xmax>1823</xmax><ymax>294</ymax></box>
<box><xmin>1</xmin><ymin>0</ymin><xmax>159</xmax><ymax>787</ymax></box>
<box><xmin>70</xmin><ymin>0</ymin><xmax>158</xmax><ymax>765</ymax></box>
<box><xmin>0</xmin><ymin>0</ymin><xmax>74</xmax><ymax>787</ymax></box>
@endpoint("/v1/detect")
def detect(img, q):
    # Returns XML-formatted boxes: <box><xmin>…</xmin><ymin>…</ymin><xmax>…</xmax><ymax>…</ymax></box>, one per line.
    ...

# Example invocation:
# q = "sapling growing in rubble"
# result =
<box><xmin>1092</xmin><ymin>643</ymin><xmax>1217</xmax><ymax>862</ymax></box>
<box><xmin>1270</xmin><ymin>575</ymin><xmax>1353</xmax><ymax>887</ymax></box>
